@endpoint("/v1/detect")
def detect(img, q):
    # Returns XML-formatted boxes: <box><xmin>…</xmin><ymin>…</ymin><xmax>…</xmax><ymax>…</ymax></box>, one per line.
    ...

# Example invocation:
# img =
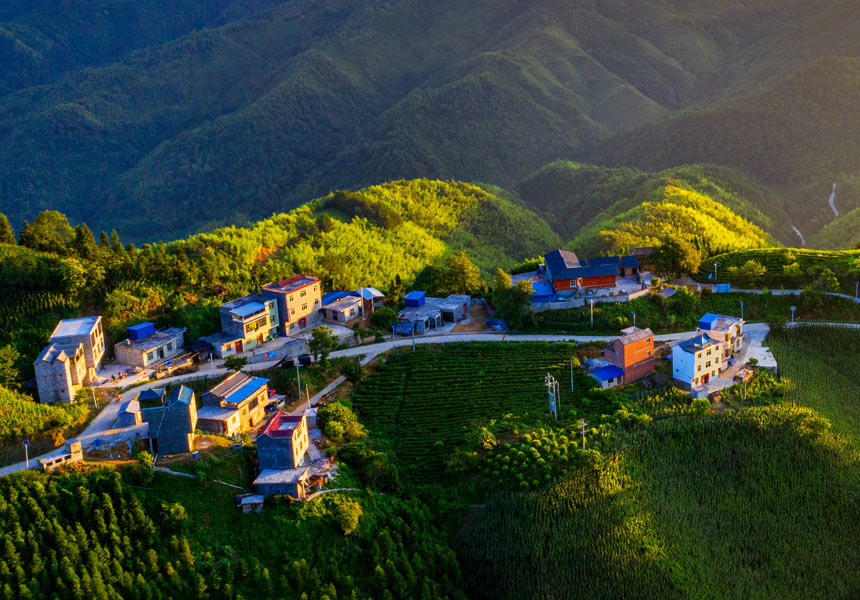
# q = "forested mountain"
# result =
<box><xmin>3</xmin><ymin>0</ymin><xmax>860</xmax><ymax>243</ymax></box>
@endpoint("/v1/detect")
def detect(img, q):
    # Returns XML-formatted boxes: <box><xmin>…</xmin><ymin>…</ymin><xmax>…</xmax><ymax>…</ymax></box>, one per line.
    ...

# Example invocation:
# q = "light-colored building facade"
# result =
<box><xmin>321</xmin><ymin>296</ymin><xmax>361</xmax><ymax>324</ymax></box>
<box><xmin>218</xmin><ymin>293</ymin><xmax>280</xmax><ymax>356</ymax></box>
<box><xmin>196</xmin><ymin>372</ymin><xmax>269</xmax><ymax>436</ymax></box>
<box><xmin>261</xmin><ymin>275</ymin><xmax>322</xmax><ymax>334</ymax></box>
<box><xmin>697</xmin><ymin>313</ymin><xmax>745</xmax><ymax>367</ymax></box>
<box><xmin>34</xmin><ymin>342</ymin><xmax>88</xmax><ymax>403</ymax></box>
<box><xmin>672</xmin><ymin>334</ymin><xmax>724</xmax><ymax>388</ymax></box>
<box><xmin>49</xmin><ymin>317</ymin><xmax>105</xmax><ymax>381</ymax></box>
<box><xmin>114</xmin><ymin>327</ymin><xmax>186</xmax><ymax>368</ymax></box>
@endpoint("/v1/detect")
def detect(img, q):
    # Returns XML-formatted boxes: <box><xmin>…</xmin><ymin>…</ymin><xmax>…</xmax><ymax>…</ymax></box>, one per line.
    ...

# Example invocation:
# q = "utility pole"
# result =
<box><xmin>632</xmin><ymin>311</ymin><xmax>636</xmax><ymax>328</ymax></box>
<box><xmin>89</xmin><ymin>383</ymin><xmax>97</xmax><ymax>410</ymax></box>
<box><xmin>545</xmin><ymin>373</ymin><xmax>559</xmax><ymax>420</ymax></box>
<box><xmin>578</xmin><ymin>419</ymin><xmax>588</xmax><ymax>450</ymax></box>
<box><xmin>589</xmin><ymin>299</ymin><xmax>594</xmax><ymax>328</ymax></box>
<box><xmin>790</xmin><ymin>305</ymin><xmax>796</xmax><ymax>325</ymax></box>
<box><xmin>714</xmin><ymin>260</ymin><xmax>718</xmax><ymax>282</ymax></box>
<box><xmin>23</xmin><ymin>440</ymin><xmax>29</xmax><ymax>469</ymax></box>
<box><xmin>391</xmin><ymin>323</ymin><xmax>395</xmax><ymax>341</ymax></box>
<box><xmin>740</xmin><ymin>299</ymin><xmax>744</xmax><ymax>321</ymax></box>
<box><xmin>570</xmin><ymin>357</ymin><xmax>575</xmax><ymax>393</ymax></box>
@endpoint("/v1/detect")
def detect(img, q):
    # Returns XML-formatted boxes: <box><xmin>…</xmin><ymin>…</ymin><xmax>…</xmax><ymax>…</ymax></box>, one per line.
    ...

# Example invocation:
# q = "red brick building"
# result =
<box><xmin>604</xmin><ymin>327</ymin><xmax>655</xmax><ymax>383</ymax></box>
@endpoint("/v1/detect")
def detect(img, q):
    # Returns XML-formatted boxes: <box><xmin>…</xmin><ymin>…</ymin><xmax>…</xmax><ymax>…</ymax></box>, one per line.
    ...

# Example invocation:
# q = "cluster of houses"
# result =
<box><xmin>395</xmin><ymin>291</ymin><xmax>472</xmax><ymax>335</ymax></box>
<box><xmin>585</xmin><ymin>312</ymin><xmax>746</xmax><ymax>397</ymax></box>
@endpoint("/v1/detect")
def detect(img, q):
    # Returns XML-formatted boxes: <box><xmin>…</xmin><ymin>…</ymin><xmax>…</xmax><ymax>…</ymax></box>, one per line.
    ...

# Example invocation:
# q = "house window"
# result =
<box><xmin>697</xmin><ymin>365</ymin><xmax>701</xmax><ymax>372</ymax></box>
<box><xmin>147</xmin><ymin>351</ymin><xmax>156</xmax><ymax>361</ymax></box>
<box><xmin>705</xmin><ymin>361</ymin><xmax>711</xmax><ymax>368</ymax></box>
<box><xmin>290</xmin><ymin>308</ymin><xmax>295</xmax><ymax>315</ymax></box>
<box><xmin>300</xmin><ymin>290</ymin><xmax>307</xmax><ymax>298</ymax></box>
<box><xmin>314</xmin><ymin>299</ymin><xmax>319</xmax><ymax>306</ymax></box>
<box><xmin>349</xmin><ymin>309</ymin><xmax>355</xmax><ymax>316</ymax></box>
<box><xmin>289</xmin><ymin>295</ymin><xmax>294</xmax><ymax>302</ymax></box>
<box><xmin>332</xmin><ymin>313</ymin><xmax>338</xmax><ymax>321</ymax></box>
<box><xmin>301</xmin><ymin>304</ymin><xmax>308</xmax><ymax>311</ymax></box>
<box><xmin>706</xmin><ymin>349</ymin><xmax>711</xmax><ymax>356</ymax></box>
<box><xmin>166</xmin><ymin>343</ymin><xmax>174</xmax><ymax>352</ymax></box>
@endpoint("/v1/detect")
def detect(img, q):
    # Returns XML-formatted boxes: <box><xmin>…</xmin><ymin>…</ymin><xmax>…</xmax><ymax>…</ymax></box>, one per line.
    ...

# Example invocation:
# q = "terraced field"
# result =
<box><xmin>352</xmin><ymin>342</ymin><xmax>593</xmax><ymax>483</ymax></box>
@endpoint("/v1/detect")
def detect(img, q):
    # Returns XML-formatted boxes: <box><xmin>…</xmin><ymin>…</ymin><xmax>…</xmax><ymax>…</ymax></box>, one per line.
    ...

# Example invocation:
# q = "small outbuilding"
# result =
<box><xmin>115</xmin><ymin>399</ymin><xmax>141</xmax><ymax>427</ymax></box>
<box><xmin>587</xmin><ymin>365</ymin><xmax>625</xmax><ymax>390</ymax></box>
<box><xmin>253</xmin><ymin>467</ymin><xmax>310</xmax><ymax>498</ymax></box>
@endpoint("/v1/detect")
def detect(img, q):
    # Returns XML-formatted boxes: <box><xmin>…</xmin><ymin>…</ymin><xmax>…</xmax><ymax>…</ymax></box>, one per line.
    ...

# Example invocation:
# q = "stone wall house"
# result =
<box><xmin>140</xmin><ymin>385</ymin><xmax>197</xmax><ymax>455</ymax></box>
<box><xmin>34</xmin><ymin>342</ymin><xmax>88</xmax><ymax>403</ymax></box>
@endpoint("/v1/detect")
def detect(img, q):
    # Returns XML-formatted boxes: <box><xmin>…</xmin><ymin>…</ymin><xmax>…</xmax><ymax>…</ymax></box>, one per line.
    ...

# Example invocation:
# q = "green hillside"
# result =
<box><xmin>6</xmin><ymin>0</ymin><xmax>860</xmax><ymax>242</ymax></box>
<box><xmin>458</xmin><ymin>405</ymin><xmax>860</xmax><ymax>600</ymax></box>
<box><xmin>599</xmin><ymin>57</ymin><xmax>860</xmax><ymax>236</ymax></box>
<box><xmin>517</xmin><ymin>162</ymin><xmax>789</xmax><ymax>246</ymax></box>
<box><xmin>0</xmin><ymin>179</ymin><xmax>560</xmax><ymax>378</ymax></box>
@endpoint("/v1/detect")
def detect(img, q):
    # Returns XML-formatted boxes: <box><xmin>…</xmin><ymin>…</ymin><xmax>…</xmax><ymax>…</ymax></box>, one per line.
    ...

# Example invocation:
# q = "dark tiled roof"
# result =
<box><xmin>543</xmin><ymin>249</ymin><xmax>580</xmax><ymax>277</ymax></box>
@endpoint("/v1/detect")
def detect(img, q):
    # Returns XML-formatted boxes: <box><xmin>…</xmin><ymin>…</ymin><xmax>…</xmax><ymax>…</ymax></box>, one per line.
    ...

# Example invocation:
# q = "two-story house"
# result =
<box><xmin>48</xmin><ymin>316</ymin><xmax>105</xmax><ymax>382</ymax></box>
<box><xmin>196</xmin><ymin>372</ymin><xmax>269</xmax><ymax>436</ymax></box>
<box><xmin>672</xmin><ymin>334</ymin><xmax>724</xmax><ymax>388</ymax></box>
<box><xmin>217</xmin><ymin>293</ymin><xmax>280</xmax><ymax>356</ymax></box>
<box><xmin>114</xmin><ymin>322</ymin><xmax>187</xmax><ymax>368</ymax></box>
<box><xmin>604</xmin><ymin>326</ymin><xmax>655</xmax><ymax>383</ymax></box>
<box><xmin>33</xmin><ymin>342</ymin><xmax>88</xmax><ymax>403</ymax></box>
<box><xmin>140</xmin><ymin>385</ymin><xmax>197</xmax><ymax>455</ymax></box>
<box><xmin>253</xmin><ymin>411</ymin><xmax>311</xmax><ymax>498</ymax></box>
<box><xmin>261</xmin><ymin>275</ymin><xmax>322</xmax><ymax>335</ymax></box>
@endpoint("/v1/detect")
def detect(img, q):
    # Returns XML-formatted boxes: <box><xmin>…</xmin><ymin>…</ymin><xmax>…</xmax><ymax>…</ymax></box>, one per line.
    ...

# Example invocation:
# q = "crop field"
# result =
<box><xmin>351</xmin><ymin>342</ymin><xmax>596</xmax><ymax>483</ymax></box>
<box><xmin>768</xmin><ymin>324</ymin><xmax>860</xmax><ymax>445</ymax></box>
<box><xmin>457</xmin><ymin>404</ymin><xmax>860</xmax><ymax>600</ymax></box>
<box><xmin>695</xmin><ymin>247</ymin><xmax>860</xmax><ymax>292</ymax></box>
<box><xmin>0</xmin><ymin>385</ymin><xmax>88</xmax><ymax>440</ymax></box>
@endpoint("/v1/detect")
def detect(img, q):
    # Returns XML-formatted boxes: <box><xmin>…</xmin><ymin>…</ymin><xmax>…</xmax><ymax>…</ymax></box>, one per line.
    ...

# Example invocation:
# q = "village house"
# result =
<box><xmin>671</xmin><ymin>334</ymin><xmax>724</xmax><ymax>388</ymax></box>
<box><xmin>397</xmin><ymin>291</ymin><xmax>471</xmax><ymax>334</ymax></box>
<box><xmin>697</xmin><ymin>313</ymin><xmax>745</xmax><ymax>363</ymax></box>
<box><xmin>604</xmin><ymin>327</ymin><xmax>655</xmax><ymax>383</ymax></box>
<box><xmin>48</xmin><ymin>316</ymin><xmax>105</xmax><ymax>381</ymax></box>
<box><xmin>196</xmin><ymin>372</ymin><xmax>269</xmax><ymax>436</ymax></box>
<box><xmin>33</xmin><ymin>342</ymin><xmax>88</xmax><ymax>403</ymax></box>
<box><xmin>253</xmin><ymin>411</ymin><xmax>311</xmax><ymax>498</ymax></box>
<box><xmin>587</xmin><ymin>365</ymin><xmax>625</xmax><ymax>390</ymax></box>
<box><xmin>114</xmin><ymin>322</ymin><xmax>186</xmax><ymax>368</ymax></box>
<box><xmin>140</xmin><ymin>385</ymin><xmax>197</xmax><ymax>455</ymax></box>
<box><xmin>115</xmin><ymin>399</ymin><xmax>141</xmax><ymax>427</ymax></box>
<box><xmin>543</xmin><ymin>250</ymin><xmax>619</xmax><ymax>295</ymax></box>
<box><xmin>261</xmin><ymin>275</ymin><xmax>322</xmax><ymax>335</ymax></box>
<box><xmin>214</xmin><ymin>293</ymin><xmax>280</xmax><ymax>357</ymax></box>
<box><xmin>38</xmin><ymin>439</ymin><xmax>83</xmax><ymax>472</ymax></box>
<box><xmin>321</xmin><ymin>295</ymin><xmax>362</xmax><ymax>324</ymax></box>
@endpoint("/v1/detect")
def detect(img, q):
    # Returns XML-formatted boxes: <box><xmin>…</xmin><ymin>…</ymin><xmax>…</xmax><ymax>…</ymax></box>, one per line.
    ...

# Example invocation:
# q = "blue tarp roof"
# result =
<box><xmin>222</xmin><ymin>376</ymin><xmax>269</xmax><ymax>405</ymax></box>
<box><xmin>127</xmin><ymin>322</ymin><xmax>154</xmax><ymax>333</ymax></box>
<box><xmin>404</xmin><ymin>291</ymin><xmax>426</xmax><ymax>301</ymax></box>
<box><xmin>588</xmin><ymin>365</ymin><xmax>624</xmax><ymax>381</ymax></box>
<box><xmin>230</xmin><ymin>301</ymin><xmax>266</xmax><ymax>318</ymax></box>
<box><xmin>679</xmin><ymin>334</ymin><xmax>718</xmax><ymax>353</ymax></box>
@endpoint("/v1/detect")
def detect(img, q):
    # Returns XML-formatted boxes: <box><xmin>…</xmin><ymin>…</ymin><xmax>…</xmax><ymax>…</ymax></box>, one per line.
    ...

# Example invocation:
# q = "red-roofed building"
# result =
<box><xmin>261</xmin><ymin>275</ymin><xmax>322</xmax><ymax>334</ymax></box>
<box><xmin>256</xmin><ymin>412</ymin><xmax>309</xmax><ymax>470</ymax></box>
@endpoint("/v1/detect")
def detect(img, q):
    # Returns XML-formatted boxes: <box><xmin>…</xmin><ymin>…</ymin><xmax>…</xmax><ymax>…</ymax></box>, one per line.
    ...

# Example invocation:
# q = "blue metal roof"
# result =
<box><xmin>231</xmin><ymin>301</ymin><xmax>266</xmax><ymax>318</ymax></box>
<box><xmin>588</xmin><ymin>365</ymin><xmax>624</xmax><ymax>381</ymax></box>
<box><xmin>404</xmin><ymin>291</ymin><xmax>426</xmax><ymax>301</ymax></box>
<box><xmin>222</xmin><ymin>376</ymin><xmax>269</xmax><ymax>405</ymax></box>
<box><xmin>543</xmin><ymin>249</ymin><xmax>579</xmax><ymax>277</ymax></box>
<box><xmin>679</xmin><ymin>334</ymin><xmax>718</xmax><ymax>353</ymax></box>
<box><xmin>698</xmin><ymin>313</ymin><xmax>720</xmax><ymax>330</ymax></box>
<box><xmin>621</xmin><ymin>255</ymin><xmax>639</xmax><ymax>268</ymax></box>
<box><xmin>586</xmin><ymin>256</ymin><xmax>621</xmax><ymax>268</ymax></box>
<box><xmin>561</xmin><ymin>264</ymin><xmax>619</xmax><ymax>279</ymax></box>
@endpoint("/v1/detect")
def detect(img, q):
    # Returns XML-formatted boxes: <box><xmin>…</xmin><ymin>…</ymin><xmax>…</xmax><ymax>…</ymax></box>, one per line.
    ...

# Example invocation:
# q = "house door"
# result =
<box><xmin>299</xmin><ymin>317</ymin><xmax>307</xmax><ymax>328</ymax></box>
<box><xmin>702</xmin><ymin>373</ymin><xmax>710</xmax><ymax>383</ymax></box>
<box><xmin>257</xmin><ymin>334</ymin><xmax>263</xmax><ymax>345</ymax></box>
<box><xmin>236</xmin><ymin>340</ymin><xmax>244</xmax><ymax>353</ymax></box>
